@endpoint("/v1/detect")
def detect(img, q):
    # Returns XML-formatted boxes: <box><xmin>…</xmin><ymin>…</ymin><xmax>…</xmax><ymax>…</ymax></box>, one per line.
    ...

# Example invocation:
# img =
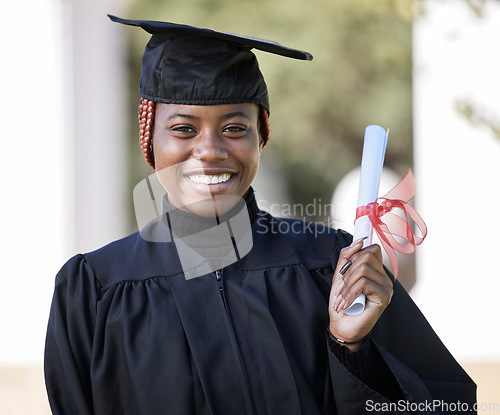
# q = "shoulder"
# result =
<box><xmin>81</xmin><ymin>230</ymin><xmax>183</xmax><ymax>289</ymax></box>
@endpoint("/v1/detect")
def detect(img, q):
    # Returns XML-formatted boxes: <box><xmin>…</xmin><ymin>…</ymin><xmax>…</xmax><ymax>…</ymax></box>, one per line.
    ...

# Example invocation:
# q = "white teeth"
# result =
<box><xmin>188</xmin><ymin>173</ymin><xmax>233</xmax><ymax>185</ymax></box>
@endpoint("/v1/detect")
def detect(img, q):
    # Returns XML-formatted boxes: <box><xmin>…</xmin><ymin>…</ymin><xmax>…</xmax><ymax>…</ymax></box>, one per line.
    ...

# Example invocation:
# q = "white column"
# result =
<box><xmin>0</xmin><ymin>0</ymin><xmax>70</xmax><ymax>365</ymax></box>
<box><xmin>413</xmin><ymin>0</ymin><xmax>500</xmax><ymax>361</ymax></box>
<box><xmin>0</xmin><ymin>0</ymin><xmax>130</xmax><ymax>365</ymax></box>
<box><xmin>71</xmin><ymin>0</ymin><xmax>130</xmax><ymax>254</ymax></box>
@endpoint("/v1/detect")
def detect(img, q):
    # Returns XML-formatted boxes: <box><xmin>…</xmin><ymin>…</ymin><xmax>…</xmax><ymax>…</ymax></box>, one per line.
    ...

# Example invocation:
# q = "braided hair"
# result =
<box><xmin>138</xmin><ymin>98</ymin><xmax>270</xmax><ymax>169</ymax></box>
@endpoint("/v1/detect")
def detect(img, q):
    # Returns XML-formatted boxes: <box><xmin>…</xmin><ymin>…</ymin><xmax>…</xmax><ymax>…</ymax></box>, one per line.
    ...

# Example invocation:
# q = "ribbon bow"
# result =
<box><xmin>355</xmin><ymin>169</ymin><xmax>427</xmax><ymax>279</ymax></box>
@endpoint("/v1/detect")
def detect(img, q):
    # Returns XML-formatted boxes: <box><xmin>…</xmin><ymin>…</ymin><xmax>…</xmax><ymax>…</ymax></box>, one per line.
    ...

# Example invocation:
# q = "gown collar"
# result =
<box><xmin>162</xmin><ymin>187</ymin><xmax>259</xmax><ymax>239</ymax></box>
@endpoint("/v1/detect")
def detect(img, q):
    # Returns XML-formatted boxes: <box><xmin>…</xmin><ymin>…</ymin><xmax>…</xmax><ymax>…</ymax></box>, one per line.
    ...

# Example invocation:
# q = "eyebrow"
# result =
<box><xmin>166</xmin><ymin>111</ymin><xmax>251</xmax><ymax>121</ymax></box>
<box><xmin>167</xmin><ymin>113</ymin><xmax>199</xmax><ymax>121</ymax></box>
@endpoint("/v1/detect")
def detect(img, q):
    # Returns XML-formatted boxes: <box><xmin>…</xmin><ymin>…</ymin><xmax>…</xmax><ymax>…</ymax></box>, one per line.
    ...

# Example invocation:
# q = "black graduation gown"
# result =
<box><xmin>44</xmin><ymin>189</ymin><xmax>476</xmax><ymax>415</ymax></box>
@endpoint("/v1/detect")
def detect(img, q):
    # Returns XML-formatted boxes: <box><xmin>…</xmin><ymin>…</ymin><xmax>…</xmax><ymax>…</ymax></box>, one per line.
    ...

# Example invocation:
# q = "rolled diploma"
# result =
<box><xmin>344</xmin><ymin>125</ymin><xmax>388</xmax><ymax>316</ymax></box>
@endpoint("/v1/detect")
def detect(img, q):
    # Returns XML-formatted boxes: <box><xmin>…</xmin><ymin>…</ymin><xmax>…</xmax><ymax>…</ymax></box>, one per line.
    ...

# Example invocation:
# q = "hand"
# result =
<box><xmin>328</xmin><ymin>238</ymin><xmax>394</xmax><ymax>351</ymax></box>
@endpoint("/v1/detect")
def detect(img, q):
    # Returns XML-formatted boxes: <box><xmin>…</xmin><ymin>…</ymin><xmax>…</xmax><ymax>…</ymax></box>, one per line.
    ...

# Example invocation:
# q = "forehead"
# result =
<box><xmin>155</xmin><ymin>103</ymin><xmax>260</xmax><ymax>120</ymax></box>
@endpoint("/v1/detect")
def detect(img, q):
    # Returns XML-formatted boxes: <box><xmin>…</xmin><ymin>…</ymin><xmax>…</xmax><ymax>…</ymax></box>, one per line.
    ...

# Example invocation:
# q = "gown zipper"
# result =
<box><xmin>213</xmin><ymin>269</ymin><xmax>255</xmax><ymax>414</ymax></box>
<box><xmin>215</xmin><ymin>269</ymin><xmax>223</xmax><ymax>288</ymax></box>
<box><xmin>214</xmin><ymin>269</ymin><xmax>224</xmax><ymax>302</ymax></box>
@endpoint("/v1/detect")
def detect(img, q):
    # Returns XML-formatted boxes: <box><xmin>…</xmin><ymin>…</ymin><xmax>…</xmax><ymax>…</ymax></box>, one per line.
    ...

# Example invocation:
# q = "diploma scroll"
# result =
<box><xmin>345</xmin><ymin>125</ymin><xmax>389</xmax><ymax>316</ymax></box>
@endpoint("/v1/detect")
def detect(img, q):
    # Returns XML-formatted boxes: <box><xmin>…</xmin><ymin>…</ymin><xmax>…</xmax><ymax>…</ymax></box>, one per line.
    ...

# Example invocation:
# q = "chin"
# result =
<box><xmin>175</xmin><ymin>192</ymin><xmax>244</xmax><ymax>218</ymax></box>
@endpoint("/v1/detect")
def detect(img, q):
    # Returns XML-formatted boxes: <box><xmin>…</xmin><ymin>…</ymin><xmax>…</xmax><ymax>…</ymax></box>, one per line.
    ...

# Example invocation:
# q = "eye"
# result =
<box><xmin>222</xmin><ymin>124</ymin><xmax>247</xmax><ymax>137</ymax></box>
<box><xmin>171</xmin><ymin>125</ymin><xmax>197</xmax><ymax>136</ymax></box>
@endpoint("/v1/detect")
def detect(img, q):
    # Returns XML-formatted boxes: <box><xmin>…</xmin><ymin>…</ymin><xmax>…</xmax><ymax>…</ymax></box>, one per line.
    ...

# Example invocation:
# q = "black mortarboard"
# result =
<box><xmin>109</xmin><ymin>15</ymin><xmax>313</xmax><ymax>113</ymax></box>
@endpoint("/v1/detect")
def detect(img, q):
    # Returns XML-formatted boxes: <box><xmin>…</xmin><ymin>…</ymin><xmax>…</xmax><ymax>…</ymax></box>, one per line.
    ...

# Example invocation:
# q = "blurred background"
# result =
<box><xmin>1</xmin><ymin>0</ymin><xmax>499</xmax><ymax>413</ymax></box>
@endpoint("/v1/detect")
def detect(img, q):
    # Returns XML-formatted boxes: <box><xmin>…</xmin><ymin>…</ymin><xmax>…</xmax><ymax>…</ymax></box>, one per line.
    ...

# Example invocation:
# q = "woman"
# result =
<box><xmin>44</xmin><ymin>15</ymin><xmax>476</xmax><ymax>414</ymax></box>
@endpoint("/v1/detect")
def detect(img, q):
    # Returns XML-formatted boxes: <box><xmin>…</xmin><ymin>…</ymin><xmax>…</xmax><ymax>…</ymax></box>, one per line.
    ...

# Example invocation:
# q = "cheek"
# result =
<box><xmin>153</xmin><ymin>142</ymin><xmax>178</xmax><ymax>185</ymax></box>
<box><xmin>239</xmin><ymin>140</ymin><xmax>261</xmax><ymax>178</ymax></box>
<box><xmin>153</xmin><ymin>135</ymin><xmax>188</xmax><ymax>169</ymax></box>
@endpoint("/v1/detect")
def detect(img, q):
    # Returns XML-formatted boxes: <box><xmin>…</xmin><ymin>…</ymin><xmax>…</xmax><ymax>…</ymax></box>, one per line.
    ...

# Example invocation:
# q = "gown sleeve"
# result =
<box><xmin>44</xmin><ymin>254</ymin><xmax>101</xmax><ymax>415</ymax></box>
<box><xmin>326</xmin><ymin>229</ymin><xmax>476</xmax><ymax>414</ymax></box>
<box><xmin>327</xmin><ymin>335</ymin><xmax>406</xmax><ymax>402</ymax></box>
<box><xmin>327</xmin><ymin>335</ymin><xmax>435</xmax><ymax>414</ymax></box>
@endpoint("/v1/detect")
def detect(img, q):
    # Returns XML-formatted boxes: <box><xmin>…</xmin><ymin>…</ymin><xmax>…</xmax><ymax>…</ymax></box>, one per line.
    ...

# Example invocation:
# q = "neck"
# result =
<box><xmin>163</xmin><ymin>188</ymin><xmax>258</xmax><ymax>239</ymax></box>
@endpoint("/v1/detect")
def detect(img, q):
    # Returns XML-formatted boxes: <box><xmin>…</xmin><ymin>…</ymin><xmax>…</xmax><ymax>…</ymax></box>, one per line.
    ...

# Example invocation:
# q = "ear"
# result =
<box><xmin>257</xmin><ymin>105</ymin><xmax>270</xmax><ymax>150</ymax></box>
<box><xmin>258</xmin><ymin>132</ymin><xmax>265</xmax><ymax>151</ymax></box>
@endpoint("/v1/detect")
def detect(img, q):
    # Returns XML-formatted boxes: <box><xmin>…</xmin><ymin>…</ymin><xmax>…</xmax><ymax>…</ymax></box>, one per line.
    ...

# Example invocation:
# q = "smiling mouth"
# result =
<box><xmin>186</xmin><ymin>173</ymin><xmax>234</xmax><ymax>185</ymax></box>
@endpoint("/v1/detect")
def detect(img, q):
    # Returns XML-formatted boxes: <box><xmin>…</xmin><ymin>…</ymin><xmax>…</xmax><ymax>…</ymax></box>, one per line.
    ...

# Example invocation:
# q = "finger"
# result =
<box><xmin>333</xmin><ymin>237</ymin><xmax>367</xmax><ymax>282</ymax></box>
<box><xmin>338</xmin><ymin>260</ymin><xmax>353</xmax><ymax>277</ymax></box>
<box><xmin>360</xmin><ymin>243</ymin><xmax>383</xmax><ymax>264</ymax></box>
<box><xmin>341</xmin><ymin>261</ymin><xmax>392</xmax><ymax>297</ymax></box>
<box><xmin>334</xmin><ymin>264</ymin><xmax>391</xmax><ymax>311</ymax></box>
<box><xmin>340</xmin><ymin>277</ymin><xmax>393</xmax><ymax>313</ymax></box>
<box><xmin>341</xmin><ymin>249</ymin><xmax>387</xmax><ymax>285</ymax></box>
<box><xmin>345</xmin><ymin>245</ymin><xmax>385</xmax><ymax>275</ymax></box>
<box><xmin>334</xmin><ymin>274</ymin><xmax>387</xmax><ymax>313</ymax></box>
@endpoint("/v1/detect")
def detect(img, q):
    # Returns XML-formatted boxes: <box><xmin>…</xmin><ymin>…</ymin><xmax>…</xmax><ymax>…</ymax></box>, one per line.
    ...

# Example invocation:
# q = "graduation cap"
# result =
<box><xmin>108</xmin><ymin>15</ymin><xmax>313</xmax><ymax>113</ymax></box>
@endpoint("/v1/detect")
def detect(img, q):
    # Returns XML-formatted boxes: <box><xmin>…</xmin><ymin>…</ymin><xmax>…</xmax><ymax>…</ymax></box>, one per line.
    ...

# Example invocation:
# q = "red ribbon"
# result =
<box><xmin>355</xmin><ymin>169</ymin><xmax>427</xmax><ymax>279</ymax></box>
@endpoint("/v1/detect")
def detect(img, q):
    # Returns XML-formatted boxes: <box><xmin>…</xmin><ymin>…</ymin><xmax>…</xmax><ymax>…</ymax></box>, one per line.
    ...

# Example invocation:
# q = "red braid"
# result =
<box><xmin>138</xmin><ymin>98</ymin><xmax>270</xmax><ymax>168</ymax></box>
<box><xmin>138</xmin><ymin>98</ymin><xmax>156</xmax><ymax>168</ymax></box>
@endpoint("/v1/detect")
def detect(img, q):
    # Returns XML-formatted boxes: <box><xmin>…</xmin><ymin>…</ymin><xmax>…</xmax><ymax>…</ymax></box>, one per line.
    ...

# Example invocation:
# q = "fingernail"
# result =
<box><xmin>339</xmin><ymin>260</ymin><xmax>352</xmax><ymax>276</ymax></box>
<box><xmin>352</xmin><ymin>237</ymin><xmax>368</xmax><ymax>246</ymax></box>
<box><xmin>337</xmin><ymin>298</ymin><xmax>346</xmax><ymax>313</ymax></box>
<box><xmin>334</xmin><ymin>279</ymin><xmax>344</xmax><ymax>296</ymax></box>
<box><xmin>333</xmin><ymin>293</ymin><xmax>342</xmax><ymax>310</ymax></box>
<box><xmin>333</xmin><ymin>295</ymin><xmax>339</xmax><ymax>310</ymax></box>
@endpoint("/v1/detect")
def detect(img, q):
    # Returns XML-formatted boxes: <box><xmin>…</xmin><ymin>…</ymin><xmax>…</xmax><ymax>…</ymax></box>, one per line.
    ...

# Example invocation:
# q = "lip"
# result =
<box><xmin>186</xmin><ymin>173</ymin><xmax>234</xmax><ymax>185</ymax></box>
<box><xmin>183</xmin><ymin>168</ymin><xmax>238</xmax><ymax>176</ymax></box>
<box><xmin>181</xmin><ymin>169</ymin><xmax>237</xmax><ymax>192</ymax></box>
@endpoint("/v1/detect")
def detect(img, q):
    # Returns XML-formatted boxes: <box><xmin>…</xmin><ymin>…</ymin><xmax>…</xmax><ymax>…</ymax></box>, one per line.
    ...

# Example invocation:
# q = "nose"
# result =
<box><xmin>192</xmin><ymin>130</ymin><xmax>228</xmax><ymax>162</ymax></box>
